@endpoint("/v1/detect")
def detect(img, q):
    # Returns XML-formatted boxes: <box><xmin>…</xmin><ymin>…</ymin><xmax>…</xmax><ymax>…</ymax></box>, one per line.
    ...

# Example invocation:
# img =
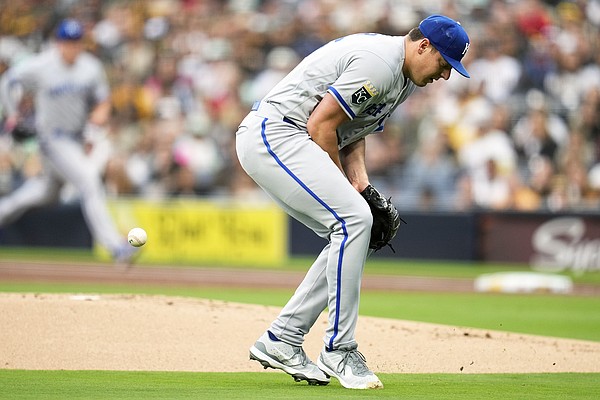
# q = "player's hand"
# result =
<box><xmin>83</xmin><ymin>122</ymin><xmax>107</xmax><ymax>141</ymax></box>
<box><xmin>2</xmin><ymin>115</ymin><xmax>19</xmax><ymax>135</ymax></box>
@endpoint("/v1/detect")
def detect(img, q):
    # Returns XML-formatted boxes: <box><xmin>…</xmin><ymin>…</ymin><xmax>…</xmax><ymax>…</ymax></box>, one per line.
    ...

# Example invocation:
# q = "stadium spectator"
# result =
<box><xmin>511</xmin><ymin>90</ymin><xmax>569</xmax><ymax>166</ymax></box>
<box><xmin>397</xmin><ymin>131</ymin><xmax>459</xmax><ymax>211</ymax></box>
<box><xmin>0</xmin><ymin>0</ymin><xmax>599</xmax><ymax>213</ymax></box>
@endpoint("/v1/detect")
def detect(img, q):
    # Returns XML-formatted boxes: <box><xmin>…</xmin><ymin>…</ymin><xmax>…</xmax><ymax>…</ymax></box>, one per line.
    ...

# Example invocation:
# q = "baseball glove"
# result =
<box><xmin>10</xmin><ymin>123</ymin><xmax>37</xmax><ymax>142</ymax></box>
<box><xmin>360</xmin><ymin>184</ymin><xmax>405</xmax><ymax>252</ymax></box>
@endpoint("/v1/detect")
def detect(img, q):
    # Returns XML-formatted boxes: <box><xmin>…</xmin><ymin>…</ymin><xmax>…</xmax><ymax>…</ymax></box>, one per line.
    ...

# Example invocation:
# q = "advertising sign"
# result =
<box><xmin>98</xmin><ymin>198</ymin><xmax>288</xmax><ymax>266</ymax></box>
<box><xmin>481</xmin><ymin>213</ymin><xmax>600</xmax><ymax>275</ymax></box>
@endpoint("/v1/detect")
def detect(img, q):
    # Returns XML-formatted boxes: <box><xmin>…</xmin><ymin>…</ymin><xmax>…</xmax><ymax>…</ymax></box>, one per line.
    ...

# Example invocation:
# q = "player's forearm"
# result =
<box><xmin>306</xmin><ymin>92</ymin><xmax>351</xmax><ymax>173</ymax></box>
<box><xmin>340</xmin><ymin>138</ymin><xmax>369</xmax><ymax>192</ymax></box>
<box><xmin>88</xmin><ymin>99</ymin><xmax>111</xmax><ymax>126</ymax></box>
<box><xmin>83</xmin><ymin>100</ymin><xmax>111</xmax><ymax>140</ymax></box>
<box><xmin>310</xmin><ymin>128</ymin><xmax>344</xmax><ymax>172</ymax></box>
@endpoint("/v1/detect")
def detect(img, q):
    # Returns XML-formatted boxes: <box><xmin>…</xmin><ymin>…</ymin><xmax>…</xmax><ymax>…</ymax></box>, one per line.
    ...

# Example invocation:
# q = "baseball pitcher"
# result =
<box><xmin>238</xmin><ymin>15</ymin><xmax>471</xmax><ymax>389</ymax></box>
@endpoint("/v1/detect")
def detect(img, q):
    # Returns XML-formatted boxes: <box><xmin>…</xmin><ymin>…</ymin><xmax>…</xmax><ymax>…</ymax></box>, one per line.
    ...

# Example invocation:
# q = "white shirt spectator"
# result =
<box><xmin>469</xmin><ymin>44</ymin><xmax>521</xmax><ymax>104</ymax></box>
<box><xmin>459</xmin><ymin>127</ymin><xmax>517</xmax><ymax>176</ymax></box>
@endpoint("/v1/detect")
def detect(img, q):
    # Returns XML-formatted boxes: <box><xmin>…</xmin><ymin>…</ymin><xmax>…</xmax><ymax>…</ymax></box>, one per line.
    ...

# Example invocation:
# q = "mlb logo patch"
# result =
<box><xmin>351</xmin><ymin>81</ymin><xmax>377</xmax><ymax>105</ymax></box>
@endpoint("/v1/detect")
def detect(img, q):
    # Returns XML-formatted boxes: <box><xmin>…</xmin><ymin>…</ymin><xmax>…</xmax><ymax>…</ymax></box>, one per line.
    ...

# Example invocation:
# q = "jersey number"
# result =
<box><xmin>364</xmin><ymin>103</ymin><xmax>386</xmax><ymax>116</ymax></box>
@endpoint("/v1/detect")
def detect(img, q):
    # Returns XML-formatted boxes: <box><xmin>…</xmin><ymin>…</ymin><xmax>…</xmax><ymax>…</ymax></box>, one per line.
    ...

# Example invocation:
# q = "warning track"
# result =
<box><xmin>0</xmin><ymin>261</ymin><xmax>598</xmax><ymax>296</ymax></box>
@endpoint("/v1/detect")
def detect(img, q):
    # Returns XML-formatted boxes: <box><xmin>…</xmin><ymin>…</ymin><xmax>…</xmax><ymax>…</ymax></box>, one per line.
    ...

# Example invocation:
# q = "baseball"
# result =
<box><xmin>128</xmin><ymin>227</ymin><xmax>147</xmax><ymax>247</ymax></box>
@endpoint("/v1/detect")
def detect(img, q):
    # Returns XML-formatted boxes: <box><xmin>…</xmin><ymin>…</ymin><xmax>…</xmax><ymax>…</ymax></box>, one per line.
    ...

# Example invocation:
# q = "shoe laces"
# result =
<box><xmin>291</xmin><ymin>346</ymin><xmax>309</xmax><ymax>367</ymax></box>
<box><xmin>336</xmin><ymin>350</ymin><xmax>369</xmax><ymax>375</ymax></box>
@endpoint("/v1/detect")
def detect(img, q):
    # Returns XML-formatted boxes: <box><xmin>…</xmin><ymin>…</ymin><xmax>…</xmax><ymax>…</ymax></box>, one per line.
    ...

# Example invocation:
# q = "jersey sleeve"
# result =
<box><xmin>0</xmin><ymin>55</ymin><xmax>41</xmax><ymax>115</ymax></box>
<box><xmin>327</xmin><ymin>51</ymin><xmax>394</xmax><ymax>120</ymax></box>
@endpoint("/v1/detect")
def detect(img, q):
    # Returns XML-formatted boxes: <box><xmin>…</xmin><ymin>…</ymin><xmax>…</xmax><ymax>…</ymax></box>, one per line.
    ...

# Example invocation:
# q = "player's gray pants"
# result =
<box><xmin>236</xmin><ymin>109</ymin><xmax>372</xmax><ymax>351</ymax></box>
<box><xmin>0</xmin><ymin>135</ymin><xmax>123</xmax><ymax>253</ymax></box>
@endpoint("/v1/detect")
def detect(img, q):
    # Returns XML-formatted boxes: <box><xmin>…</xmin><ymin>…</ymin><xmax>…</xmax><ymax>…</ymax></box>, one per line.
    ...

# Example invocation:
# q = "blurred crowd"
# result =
<box><xmin>0</xmin><ymin>0</ymin><xmax>599</xmax><ymax>212</ymax></box>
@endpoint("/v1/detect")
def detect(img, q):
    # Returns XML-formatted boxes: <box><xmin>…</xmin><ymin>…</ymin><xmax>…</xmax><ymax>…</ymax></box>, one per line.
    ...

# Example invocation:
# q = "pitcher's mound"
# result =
<box><xmin>1</xmin><ymin>293</ymin><xmax>599</xmax><ymax>373</ymax></box>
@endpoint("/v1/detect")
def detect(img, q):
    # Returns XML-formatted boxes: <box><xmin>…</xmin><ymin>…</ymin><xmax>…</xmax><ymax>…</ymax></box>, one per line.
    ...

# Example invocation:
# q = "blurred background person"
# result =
<box><xmin>0</xmin><ymin>18</ymin><xmax>136</xmax><ymax>263</ymax></box>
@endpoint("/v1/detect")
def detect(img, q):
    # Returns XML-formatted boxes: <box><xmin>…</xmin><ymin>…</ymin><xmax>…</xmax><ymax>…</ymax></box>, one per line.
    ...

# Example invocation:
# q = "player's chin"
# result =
<box><xmin>414</xmin><ymin>77</ymin><xmax>434</xmax><ymax>87</ymax></box>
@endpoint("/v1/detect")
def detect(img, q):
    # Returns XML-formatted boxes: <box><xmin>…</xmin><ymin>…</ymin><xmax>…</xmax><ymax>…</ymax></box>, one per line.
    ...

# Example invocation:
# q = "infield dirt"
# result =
<box><xmin>1</xmin><ymin>292</ymin><xmax>599</xmax><ymax>374</ymax></box>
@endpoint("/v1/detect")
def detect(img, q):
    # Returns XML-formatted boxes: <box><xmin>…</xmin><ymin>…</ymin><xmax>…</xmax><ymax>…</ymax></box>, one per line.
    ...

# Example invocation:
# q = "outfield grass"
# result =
<box><xmin>0</xmin><ymin>371</ymin><xmax>599</xmax><ymax>400</ymax></box>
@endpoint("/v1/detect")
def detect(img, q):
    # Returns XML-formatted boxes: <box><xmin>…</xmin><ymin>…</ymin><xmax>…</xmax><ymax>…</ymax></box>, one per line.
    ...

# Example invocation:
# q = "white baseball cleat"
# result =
<box><xmin>249</xmin><ymin>331</ymin><xmax>330</xmax><ymax>386</ymax></box>
<box><xmin>317</xmin><ymin>346</ymin><xmax>383</xmax><ymax>389</ymax></box>
<box><xmin>112</xmin><ymin>243</ymin><xmax>139</xmax><ymax>269</ymax></box>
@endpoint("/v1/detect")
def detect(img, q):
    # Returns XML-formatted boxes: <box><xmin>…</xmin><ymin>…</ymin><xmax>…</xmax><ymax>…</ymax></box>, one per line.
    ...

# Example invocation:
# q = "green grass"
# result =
<box><xmin>0</xmin><ymin>371</ymin><xmax>598</xmax><ymax>400</ymax></box>
<box><xmin>0</xmin><ymin>247</ymin><xmax>96</xmax><ymax>263</ymax></box>
<box><xmin>360</xmin><ymin>291</ymin><xmax>600</xmax><ymax>342</ymax></box>
<box><xmin>362</xmin><ymin>259</ymin><xmax>600</xmax><ymax>285</ymax></box>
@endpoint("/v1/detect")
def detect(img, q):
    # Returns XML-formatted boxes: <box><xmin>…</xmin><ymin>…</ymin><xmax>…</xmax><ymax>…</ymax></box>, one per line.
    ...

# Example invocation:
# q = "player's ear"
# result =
<box><xmin>417</xmin><ymin>38</ymin><xmax>431</xmax><ymax>55</ymax></box>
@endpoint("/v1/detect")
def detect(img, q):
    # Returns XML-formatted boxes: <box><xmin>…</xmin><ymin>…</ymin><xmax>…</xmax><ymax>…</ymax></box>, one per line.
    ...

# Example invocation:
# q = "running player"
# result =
<box><xmin>0</xmin><ymin>19</ymin><xmax>135</xmax><ymax>263</ymax></box>
<box><xmin>239</xmin><ymin>15</ymin><xmax>471</xmax><ymax>389</ymax></box>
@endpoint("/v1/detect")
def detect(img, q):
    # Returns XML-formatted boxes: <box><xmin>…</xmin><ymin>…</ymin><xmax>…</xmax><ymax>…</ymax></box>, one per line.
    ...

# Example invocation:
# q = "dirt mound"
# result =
<box><xmin>1</xmin><ymin>293</ymin><xmax>599</xmax><ymax>374</ymax></box>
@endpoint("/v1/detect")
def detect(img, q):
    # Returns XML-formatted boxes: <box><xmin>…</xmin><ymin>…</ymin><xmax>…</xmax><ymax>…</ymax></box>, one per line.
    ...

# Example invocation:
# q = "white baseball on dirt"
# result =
<box><xmin>128</xmin><ymin>227</ymin><xmax>147</xmax><ymax>247</ymax></box>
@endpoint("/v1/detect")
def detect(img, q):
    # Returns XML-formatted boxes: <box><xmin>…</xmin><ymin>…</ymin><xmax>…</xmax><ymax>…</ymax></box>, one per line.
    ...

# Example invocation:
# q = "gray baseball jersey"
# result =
<box><xmin>262</xmin><ymin>33</ymin><xmax>416</xmax><ymax>148</ymax></box>
<box><xmin>0</xmin><ymin>45</ymin><xmax>125</xmax><ymax>256</ymax></box>
<box><xmin>237</xmin><ymin>34</ymin><xmax>415</xmax><ymax>352</ymax></box>
<box><xmin>2</xmin><ymin>47</ymin><xmax>109</xmax><ymax>137</ymax></box>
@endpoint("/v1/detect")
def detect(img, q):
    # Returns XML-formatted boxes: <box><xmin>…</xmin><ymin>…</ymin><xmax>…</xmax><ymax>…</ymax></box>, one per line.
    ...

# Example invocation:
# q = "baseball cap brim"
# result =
<box><xmin>440</xmin><ymin>53</ymin><xmax>470</xmax><ymax>78</ymax></box>
<box><xmin>419</xmin><ymin>15</ymin><xmax>471</xmax><ymax>79</ymax></box>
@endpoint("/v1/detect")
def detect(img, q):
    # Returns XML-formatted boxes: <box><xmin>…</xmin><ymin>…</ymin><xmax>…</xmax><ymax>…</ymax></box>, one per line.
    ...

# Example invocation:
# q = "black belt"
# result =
<box><xmin>252</xmin><ymin>101</ymin><xmax>300</xmax><ymax>128</ymax></box>
<box><xmin>282</xmin><ymin>116</ymin><xmax>300</xmax><ymax>128</ymax></box>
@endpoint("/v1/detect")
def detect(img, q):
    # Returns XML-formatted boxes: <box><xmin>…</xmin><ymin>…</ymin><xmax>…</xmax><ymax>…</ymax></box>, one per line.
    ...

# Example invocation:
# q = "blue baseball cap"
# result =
<box><xmin>56</xmin><ymin>19</ymin><xmax>84</xmax><ymax>41</ymax></box>
<box><xmin>419</xmin><ymin>15</ymin><xmax>471</xmax><ymax>78</ymax></box>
